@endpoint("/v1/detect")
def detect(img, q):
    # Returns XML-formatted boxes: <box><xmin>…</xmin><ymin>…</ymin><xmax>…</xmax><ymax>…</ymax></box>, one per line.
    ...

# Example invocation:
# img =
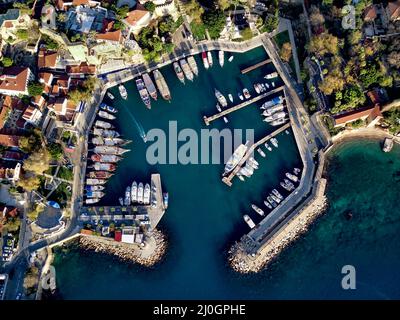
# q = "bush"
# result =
<box><xmin>48</xmin><ymin>143</ymin><xmax>64</xmax><ymax>161</ymax></box>
<box><xmin>16</xmin><ymin>29</ymin><xmax>29</xmax><ymax>40</ymax></box>
<box><xmin>28</xmin><ymin>82</ymin><xmax>44</xmax><ymax>97</ymax></box>
<box><xmin>144</xmin><ymin>2</ymin><xmax>156</xmax><ymax>13</ymax></box>
<box><xmin>1</xmin><ymin>57</ymin><xmax>13</xmax><ymax>67</ymax></box>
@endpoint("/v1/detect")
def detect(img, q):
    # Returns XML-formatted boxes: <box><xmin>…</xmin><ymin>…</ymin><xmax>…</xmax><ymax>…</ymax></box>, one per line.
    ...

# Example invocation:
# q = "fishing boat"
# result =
<box><xmin>85</xmin><ymin>198</ymin><xmax>100</xmax><ymax>205</ymax></box>
<box><xmin>264</xmin><ymin>142</ymin><xmax>272</xmax><ymax>151</ymax></box>
<box><xmin>119</xmin><ymin>197</ymin><xmax>124</xmax><ymax>206</ymax></box>
<box><xmin>239</xmin><ymin>166</ymin><xmax>252</xmax><ymax>177</ymax></box>
<box><xmin>215</xmin><ymin>89</ymin><xmax>228</xmax><ymax>107</ymax></box>
<box><xmin>228</xmin><ymin>55</ymin><xmax>234</xmax><ymax>62</ymax></box>
<box><xmin>243</xmin><ymin>214</ymin><xmax>255</xmax><ymax>229</ymax></box>
<box><xmin>264</xmin><ymin>72</ymin><xmax>278</xmax><ymax>79</ymax></box>
<box><xmin>218</xmin><ymin>50</ymin><xmax>224</xmax><ymax>67</ymax></box>
<box><xmin>93</xmin><ymin>128</ymin><xmax>120</xmax><ymax>138</ymax></box>
<box><xmin>280</xmin><ymin>181</ymin><xmax>292</xmax><ymax>192</ymax></box>
<box><xmin>93</xmin><ymin>162</ymin><xmax>116</xmax><ymax>171</ymax></box>
<box><xmin>131</xmin><ymin>181</ymin><xmax>137</xmax><ymax>203</ymax></box>
<box><xmin>106</xmin><ymin>92</ymin><xmax>114</xmax><ymax>100</ymax></box>
<box><xmin>93</xmin><ymin>146</ymin><xmax>129</xmax><ymax>155</ymax></box>
<box><xmin>244</xmin><ymin>163</ymin><xmax>254</xmax><ymax>175</ymax></box>
<box><xmin>286</xmin><ymin>172</ymin><xmax>299</xmax><ymax>183</ymax></box>
<box><xmin>284</xmin><ymin>179</ymin><xmax>295</xmax><ymax>190</ymax></box>
<box><xmin>207</xmin><ymin>51</ymin><xmax>213</xmax><ymax>67</ymax></box>
<box><xmin>228</xmin><ymin>94</ymin><xmax>233</xmax><ymax>103</ymax></box>
<box><xmin>86</xmin><ymin>178</ymin><xmax>107</xmax><ymax>185</ymax></box>
<box><xmin>270</xmin><ymin>138</ymin><xmax>278</xmax><ymax>148</ymax></box>
<box><xmin>85</xmin><ymin>185</ymin><xmax>105</xmax><ymax>192</ymax></box>
<box><xmin>216</xmin><ymin>103</ymin><xmax>222</xmax><ymax>112</ymax></box>
<box><xmin>261</xmin><ymin>96</ymin><xmax>284</xmax><ymax>109</ymax></box>
<box><xmin>180</xmin><ymin>59</ymin><xmax>194</xmax><ymax>81</ymax></box>
<box><xmin>136</xmin><ymin>78</ymin><xmax>151</xmax><ymax>109</ymax></box>
<box><xmin>173</xmin><ymin>62</ymin><xmax>185</xmax><ymax>83</ymax></box>
<box><xmin>98</xmin><ymin>111</ymin><xmax>116</xmax><ymax>120</ymax></box>
<box><xmin>143</xmin><ymin>183</ymin><xmax>151</xmax><ymax>204</ymax></box>
<box><xmin>223</xmin><ymin>116</ymin><xmax>229</xmax><ymax>123</ymax></box>
<box><xmin>224</xmin><ymin>143</ymin><xmax>248</xmax><ymax>175</ymax></box>
<box><xmin>294</xmin><ymin>168</ymin><xmax>301</xmax><ymax>175</ymax></box>
<box><xmin>153</xmin><ymin>70</ymin><xmax>171</xmax><ymax>101</ymax></box>
<box><xmin>260</xmin><ymin>83</ymin><xmax>266</xmax><ymax>92</ymax></box>
<box><xmin>95</xmin><ymin>120</ymin><xmax>113</xmax><ymax>129</ymax></box>
<box><xmin>142</xmin><ymin>73</ymin><xmax>158</xmax><ymax>100</ymax></box>
<box><xmin>254</xmin><ymin>84</ymin><xmax>261</xmax><ymax>94</ymax></box>
<box><xmin>187</xmin><ymin>56</ymin><xmax>198</xmax><ymax>76</ymax></box>
<box><xmin>124</xmin><ymin>186</ymin><xmax>131</xmax><ymax>206</ymax></box>
<box><xmin>85</xmin><ymin>191</ymin><xmax>105</xmax><ymax>198</ymax></box>
<box><xmin>238</xmin><ymin>92</ymin><xmax>244</xmax><ymax>100</ymax></box>
<box><xmin>243</xmin><ymin>88</ymin><xmax>251</xmax><ymax>99</ymax></box>
<box><xmin>163</xmin><ymin>192</ymin><xmax>169</xmax><ymax>208</ymax></box>
<box><xmin>118</xmin><ymin>84</ymin><xmax>128</xmax><ymax>99</ymax></box>
<box><xmin>257</xmin><ymin>148</ymin><xmax>266</xmax><ymax>157</ymax></box>
<box><xmin>202</xmin><ymin>52</ymin><xmax>209</xmax><ymax>69</ymax></box>
<box><xmin>137</xmin><ymin>182</ymin><xmax>144</xmax><ymax>204</ymax></box>
<box><xmin>100</xmin><ymin>103</ymin><xmax>117</xmax><ymax>113</ymax></box>
<box><xmin>264</xmin><ymin>200</ymin><xmax>272</xmax><ymax>210</ymax></box>
<box><xmin>87</xmin><ymin>171</ymin><xmax>113</xmax><ymax>179</ymax></box>
<box><xmin>271</xmin><ymin>118</ymin><xmax>287</xmax><ymax>126</ymax></box>
<box><xmin>265</xmin><ymin>82</ymin><xmax>270</xmax><ymax>89</ymax></box>
<box><xmin>251</xmin><ymin>204</ymin><xmax>264</xmax><ymax>216</ymax></box>
<box><xmin>91</xmin><ymin>154</ymin><xmax>122</xmax><ymax>163</ymax></box>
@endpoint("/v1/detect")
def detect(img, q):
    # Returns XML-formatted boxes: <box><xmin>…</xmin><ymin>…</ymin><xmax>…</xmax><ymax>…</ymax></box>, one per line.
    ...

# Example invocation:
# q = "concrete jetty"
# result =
<box><xmin>222</xmin><ymin>122</ymin><xmax>291</xmax><ymax>187</ymax></box>
<box><xmin>203</xmin><ymin>86</ymin><xmax>284</xmax><ymax>125</ymax></box>
<box><xmin>241</xmin><ymin>59</ymin><xmax>272</xmax><ymax>74</ymax></box>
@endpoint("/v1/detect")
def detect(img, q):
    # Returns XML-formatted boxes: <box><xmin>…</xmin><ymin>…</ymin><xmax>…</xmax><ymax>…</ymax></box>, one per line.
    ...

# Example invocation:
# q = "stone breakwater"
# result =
<box><xmin>228</xmin><ymin>193</ymin><xmax>328</xmax><ymax>274</ymax></box>
<box><xmin>78</xmin><ymin>229</ymin><xmax>167</xmax><ymax>267</ymax></box>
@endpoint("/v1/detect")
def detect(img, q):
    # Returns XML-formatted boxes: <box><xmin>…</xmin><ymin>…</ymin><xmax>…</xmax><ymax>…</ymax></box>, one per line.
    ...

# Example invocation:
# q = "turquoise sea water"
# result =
<box><xmin>53</xmin><ymin>48</ymin><xmax>400</xmax><ymax>299</ymax></box>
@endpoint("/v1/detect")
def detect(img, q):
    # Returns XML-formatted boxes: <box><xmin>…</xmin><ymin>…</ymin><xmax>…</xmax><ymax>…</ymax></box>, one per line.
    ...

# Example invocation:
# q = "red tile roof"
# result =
<box><xmin>387</xmin><ymin>1</ymin><xmax>400</xmax><ymax>20</ymax></box>
<box><xmin>38</xmin><ymin>48</ymin><xmax>58</xmax><ymax>69</ymax></box>
<box><xmin>81</xmin><ymin>229</ymin><xmax>94</xmax><ymax>235</ymax></box>
<box><xmin>66</xmin><ymin>63</ymin><xmax>96</xmax><ymax>75</ymax></box>
<box><xmin>124</xmin><ymin>5</ymin><xmax>149</xmax><ymax>27</ymax></box>
<box><xmin>0</xmin><ymin>67</ymin><xmax>30</xmax><ymax>94</ymax></box>
<box><xmin>334</xmin><ymin>105</ymin><xmax>382</xmax><ymax>126</ymax></box>
<box><xmin>0</xmin><ymin>134</ymin><xmax>20</xmax><ymax>147</ymax></box>
<box><xmin>364</xmin><ymin>5</ymin><xmax>377</xmax><ymax>21</ymax></box>
<box><xmin>96</xmin><ymin>29</ymin><xmax>122</xmax><ymax>43</ymax></box>
<box><xmin>2</xmin><ymin>151</ymin><xmax>23</xmax><ymax>160</ymax></box>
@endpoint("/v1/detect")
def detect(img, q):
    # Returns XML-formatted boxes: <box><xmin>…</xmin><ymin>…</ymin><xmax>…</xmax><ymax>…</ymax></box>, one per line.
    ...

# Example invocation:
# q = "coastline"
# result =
<box><xmin>331</xmin><ymin>127</ymin><xmax>399</xmax><ymax>145</ymax></box>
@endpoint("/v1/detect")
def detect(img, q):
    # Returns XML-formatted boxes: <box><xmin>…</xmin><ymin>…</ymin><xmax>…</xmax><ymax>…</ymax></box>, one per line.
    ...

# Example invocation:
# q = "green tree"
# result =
<box><xmin>28</xmin><ymin>82</ymin><xmax>44</xmax><ymax>97</ymax></box>
<box><xmin>17</xmin><ymin>176</ymin><xmax>41</xmax><ymax>192</ymax></box>
<box><xmin>240</xmin><ymin>27</ymin><xmax>254</xmax><ymax>41</ymax></box>
<box><xmin>23</xmin><ymin>148</ymin><xmax>50</xmax><ymax>175</ymax></box>
<box><xmin>307</xmin><ymin>32</ymin><xmax>339</xmax><ymax>56</ymax></box>
<box><xmin>202</xmin><ymin>10</ymin><xmax>225</xmax><ymax>39</ymax></box>
<box><xmin>217</xmin><ymin>0</ymin><xmax>230</xmax><ymax>10</ymax></box>
<box><xmin>1</xmin><ymin>57</ymin><xmax>13</xmax><ymax>67</ymax></box>
<box><xmin>115</xmin><ymin>5</ymin><xmax>130</xmax><ymax>19</ymax></box>
<box><xmin>158</xmin><ymin>15</ymin><xmax>177</xmax><ymax>34</ymax></box>
<box><xmin>47</xmin><ymin>143</ymin><xmax>64</xmax><ymax>161</ymax></box>
<box><xmin>144</xmin><ymin>2</ymin><xmax>156</xmax><ymax>13</ymax></box>
<box><xmin>68</xmin><ymin>77</ymin><xmax>99</xmax><ymax>103</ymax></box>
<box><xmin>184</xmin><ymin>0</ymin><xmax>204</xmax><ymax>24</ymax></box>
<box><xmin>16</xmin><ymin>29</ymin><xmax>29</xmax><ymax>40</ymax></box>
<box><xmin>263</xmin><ymin>15</ymin><xmax>279</xmax><ymax>33</ymax></box>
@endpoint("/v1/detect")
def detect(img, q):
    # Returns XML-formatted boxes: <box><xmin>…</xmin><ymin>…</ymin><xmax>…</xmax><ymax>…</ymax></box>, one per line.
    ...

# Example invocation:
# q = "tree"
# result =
<box><xmin>319</xmin><ymin>70</ymin><xmax>345</xmax><ymax>95</ymax></box>
<box><xmin>307</xmin><ymin>32</ymin><xmax>339</xmax><ymax>56</ymax></box>
<box><xmin>347</xmin><ymin>30</ymin><xmax>362</xmax><ymax>46</ymax></box>
<box><xmin>17</xmin><ymin>176</ymin><xmax>41</xmax><ymax>192</ymax></box>
<box><xmin>263</xmin><ymin>15</ymin><xmax>279</xmax><ymax>33</ymax></box>
<box><xmin>1</xmin><ymin>57</ymin><xmax>13</xmax><ymax>67</ymax></box>
<box><xmin>28</xmin><ymin>82</ymin><xmax>44</xmax><ymax>97</ymax></box>
<box><xmin>280</xmin><ymin>42</ymin><xmax>292</xmax><ymax>62</ymax></box>
<box><xmin>240</xmin><ymin>27</ymin><xmax>253</xmax><ymax>41</ymax></box>
<box><xmin>202</xmin><ymin>10</ymin><xmax>226</xmax><ymax>39</ymax></box>
<box><xmin>68</xmin><ymin>77</ymin><xmax>99</xmax><ymax>103</ymax></box>
<box><xmin>16</xmin><ymin>29</ymin><xmax>29</xmax><ymax>40</ymax></box>
<box><xmin>144</xmin><ymin>2</ymin><xmax>156</xmax><ymax>13</ymax></box>
<box><xmin>184</xmin><ymin>0</ymin><xmax>204</xmax><ymax>24</ymax></box>
<box><xmin>309</xmin><ymin>6</ymin><xmax>325</xmax><ymax>28</ymax></box>
<box><xmin>47</xmin><ymin>143</ymin><xmax>64</xmax><ymax>161</ymax></box>
<box><xmin>217</xmin><ymin>0</ymin><xmax>230</xmax><ymax>10</ymax></box>
<box><xmin>387</xmin><ymin>51</ymin><xmax>400</xmax><ymax>69</ymax></box>
<box><xmin>158</xmin><ymin>15</ymin><xmax>177</xmax><ymax>35</ymax></box>
<box><xmin>115</xmin><ymin>5</ymin><xmax>130</xmax><ymax>19</ymax></box>
<box><xmin>18</xmin><ymin>131</ymin><xmax>42</xmax><ymax>153</ymax></box>
<box><xmin>23</xmin><ymin>148</ymin><xmax>50</xmax><ymax>175</ymax></box>
<box><xmin>57</xmin><ymin>13</ymin><xmax>67</xmax><ymax>23</ymax></box>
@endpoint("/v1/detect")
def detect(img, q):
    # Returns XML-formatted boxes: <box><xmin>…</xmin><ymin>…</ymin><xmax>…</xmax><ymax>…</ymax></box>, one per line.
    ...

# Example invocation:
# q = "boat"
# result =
<box><xmin>100</xmin><ymin>103</ymin><xmax>117</xmax><ymax>113</ymax></box>
<box><xmin>265</xmin><ymin>82</ymin><xmax>270</xmax><ymax>89</ymax></box>
<box><xmin>264</xmin><ymin>72</ymin><xmax>278</xmax><ymax>79</ymax></box>
<box><xmin>267</xmin><ymin>196</ymin><xmax>277</xmax><ymax>208</ymax></box>
<box><xmin>257</xmin><ymin>148</ymin><xmax>266</xmax><ymax>157</ymax></box>
<box><xmin>228</xmin><ymin>94</ymin><xmax>233</xmax><ymax>103</ymax></box>
<box><xmin>223</xmin><ymin>117</ymin><xmax>229</xmax><ymax>123</ymax></box>
<box><xmin>286</xmin><ymin>172</ymin><xmax>299</xmax><ymax>183</ymax></box>
<box><xmin>93</xmin><ymin>162</ymin><xmax>116</xmax><ymax>171</ymax></box>
<box><xmin>224</xmin><ymin>143</ymin><xmax>248</xmax><ymax>175</ymax></box>
<box><xmin>272</xmin><ymin>189</ymin><xmax>283</xmax><ymax>200</ymax></box>
<box><xmin>187</xmin><ymin>56</ymin><xmax>198</xmax><ymax>76</ymax></box>
<box><xmin>264</xmin><ymin>111</ymin><xmax>287</xmax><ymax>122</ymax></box>
<box><xmin>239</xmin><ymin>166</ymin><xmax>252</xmax><ymax>177</ymax></box>
<box><xmin>284</xmin><ymin>179</ymin><xmax>295</xmax><ymax>189</ymax></box>
<box><xmin>92</xmin><ymin>137</ymin><xmax>127</xmax><ymax>146</ymax></box>
<box><xmin>93</xmin><ymin>128</ymin><xmax>120</xmax><ymax>138</ymax></box>
<box><xmin>202</xmin><ymin>52</ymin><xmax>209</xmax><ymax>69</ymax></box>
<box><xmin>294</xmin><ymin>168</ymin><xmax>301</xmax><ymax>175</ymax></box>
<box><xmin>86</xmin><ymin>179</ymin><xmax>107</xmax><ymax>185</ymax></box>
<box><xmin>249</xmin><ymin>157</ymin><xmax>259</xmax><ymax>167</ymax></box>
<box><xmin>95</xmin><ymin>120</ymin><xmax>113</xmax><ymax>129</ymax></box>
<box><xmin>286</xmin><ymin>129</ymin><xmax>290</xmax><ymax>134</ymax></box>
<box><xmin>280</xmin><ymin>181</ymin><xmax>291</xmax><ymax>191</ymax></box>
<box><xmin>270</xmin><ymin>138</ymin><xmax>278</xmax><ymax>148</ymax></box>
<box><xmin>236</xmin><ymin>173</ymin><xmax>245</xmax><ymax>181</ymax></box>
<box><xmin>85</xmin><ymin>198</ymin><xmax>100</xmax><ymax>205</ymax></box>
<box><xmin>216</xmin><ymin>104</ymin><xmax>222</xmax><ymax>112</ymax></box>
<box><xmin>238</xmin><ymin>92</ymin><xmax>244</xmax><ymax>100</ymax></box>
<box><xmin>270</xmin><ymin>194</ymin><xmax>281</xmax><ymax>204</ymax></box>
<box><xmin>163</xmin><ymin>192</ymin><xmax>169</xmax><ymax>208</ymax></box>
<box><xmin>119</xmin><ymin>197</ymin><xmax>124</xmax><ymax>206</ymax></box>
<box><xmin>87</xmin><ymin>171</ymin><xmax>113</xmax><ymax>179</ymax></box>
<box><xmin>264</xmin><ymin>142</ymin><xmax>272</xmax><ymax>151</ymax></box>
<box><xmin>136</xmin><ymin>78</ymin><xmax>151</xmax><ymax>109</ymax></box>
<box><xmin>124</xmin><ymin>186</ymin><xmax>131</xmax><ymax>206</ymax></box>
<box><xmin>280</xmin><ymin>180</ymin><xmax>294</xmax><ymax>192</ymax></box>
<box><xmin>271</xmin><ymin>118</ymin><xmax>287</xmax><ymax>126</ymax></box>
<box><xmin>264</xmin><ymin>200</ymin><xmax>272</xmax><ymax>210</ymax></box>
<box><xmin>271</xmin><ymin>81</ymin><xmax>275</xmax><ymax>87</ymax></box>
<box><xmin>261</xmin><ymin>104</ymin><xmax>285</xmax><ymax>116</ymax></box>
<box><xmin>153</xmin><ymin>70</ymin><xmax>171</xmax><ymax>101</ymax></box>
<box><xmin>106</xmin><ymin>92</ymin><xmax>114</xmax><ymax>100</ymax></box>
<box><xmin>261</xmin><ymin>96</ymin><xmax>284</xmax><ymax>109</ymax></box>
<box><xmin>131</xmin><ymin>181</ymin><xmax>137</xmax><ymax>203</ymax></box>
<box><xmin>142</xmin><ymin>73</ymin><xmax>158</xmax><ymax>101</ymax></box>
<box><xmin>207</xmin><ymin>51</ymin><xmax>213</xmax><ymax>67</ymax></box>
<box><xmin>218</xmin><ymin>50</ymin><xmax>224</xmax><ymax>67</ymax></box>
<box><xmin>243</xmin><ymin>214</ymin><xmax>256</xmax><ymax>229</ymax></box>
<box><xmin>85</xmin><ymin>191</ymin><xmax>105</xmax><ymax>198</ymax></box>
<box><xmin>180</xmin><ymin>59</ymin><xmax>194</xmax><ymax>81</ymax></box>
<box><xmin>251</xmin><ymin>204</ymin><xmax>264</xmax><ymax>216</ymax></box>
<box><xmin>215</xmin><ymin>89</ymin><xmax>228</xmax><ymax>107</ymax></box>
<box><xmin>228</xmin><ymin>55</ymin><xmax>234</xmax><ymax>62</ymax></box>
<box><xmin>91</xmin><ymin>154</ymin><xmax>122</xmax><ymax>163</ymax></box>
<box><xmin>244</xmin><ymin>163</ymin><xmax>254</xmax><ymax>175</ymax></box>
<box><xmin>260</xmin><ymin>83</ymin><xmax>266</xmax><ymax>92</ymax></box>
<box><xmin>243</xmin><ymin>88</ymin><xmax>251</xmax><ymax>99</ymax></box>
<box><xmin>93</xmin><ymin>146</ymin><xmax>129</xmax><ymax>155</ymax></box>
<box><xmin>118</xmin><ymin>84</ymin><xmax>128</xmax><ymax>99</ymax></box>
<box><xmin>143</xmin><ymin>183</ymin><xmax>151</xmax><ymax>204</ymax></box>
<box><xmin>247</xmin><ymin>159</ymin><xmax>258</xmax><ymax>170</ymax></box>
<box><xmin>85</xmin><ymin>185</ymin><xmax>105</xmax><ymax>192</ymax></box>
<box><xmin>98</xmin><ymin>110</ymin><xmax>116</xmax><ymax>120</ymax></box>
<box><xmin>137</xmin><ymin>182</ymin><xmax>144</xmax><ymax>204</ymax></box>
<box><xmin>254</xmin><ymin>84</ymin><xmax>261</xmax><ymax>94</ymax></box>
<box><xmin>173</xmin><ymin>62</ymin><xmax>185</xmax><ymax>83</ymax></box>
<box><xmin>383</xmin><ymin>138</ymin><xmax>394</xmax><ymax>152</ymax></box>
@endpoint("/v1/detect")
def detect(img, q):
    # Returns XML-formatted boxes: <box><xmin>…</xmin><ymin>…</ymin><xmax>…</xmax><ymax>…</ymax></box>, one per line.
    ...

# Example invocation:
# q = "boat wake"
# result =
<box><xmin>124</xmin><ymin>105</ymin><xmax>148</xmax><ymax>142</ymax></box>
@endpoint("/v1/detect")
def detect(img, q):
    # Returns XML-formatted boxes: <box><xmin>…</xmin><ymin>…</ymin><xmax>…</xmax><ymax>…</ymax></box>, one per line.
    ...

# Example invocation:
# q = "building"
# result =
<box><xmin>0</xmin><ymin>67</ymin><xmax>34</xmax><ymax>96</ymax></box>
<box><xmin>386</xmin><ymin>0</ymin><xmax>400</xmax><ymax>21</ymax></box>
<box><xmin>121</xmin><ymin>226</ymin><xmax>135</xmax><ymax>244</ymax></box>
<box><xmin>66</xmin><ymin>62</ymin><xmax>96</xmax><ymax>77</ymax></box>
<box><xmin>47</xmin><ymin>97</ymin><xmax>77</xmax><ymax>122</ymax></box>
<box><xmin>0</xmin><ymin>96</ymin><xmax>27</xmax><ymax>130</ymax></box>
<box><xmin>22</xmin><ymin>105</ymin><xmax>43</xmax><ymax>126</ymax></box>
<box><xmin>0</xmin><ymin>134</ymin><xmax>20</xmax><ymax>148</ymax></box>
<box><xmin>123</xmin><ymin>5</ymin><xmax>151</xmax><ymax>35</ymax></box>
<box><xmin>364</xmin><ymin>5</ymin><xmax>378</xmax><ymax>22</ymax></box>
<box><xmin>38</xmin><ymin>48</ymin><xmax>59</xmax><ymax>70</ymax></box>
<box><xmin>333</xmin><ymin>105</ymin><xmax>382</xmax><ymax>128</ymax></box>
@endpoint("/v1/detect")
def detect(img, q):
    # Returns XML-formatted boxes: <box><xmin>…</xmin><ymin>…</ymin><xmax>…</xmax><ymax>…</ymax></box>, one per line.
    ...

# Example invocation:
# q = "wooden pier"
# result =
<box><xmin>203</xmin><ymin>86</ymin><xmax>284</xmax><ymax>126</ymax></box>
<box><xmin>241</xmin><ymin>59</ymin><xmax>272</xmax><ymax>74</ymax></box>
<box><xmin>222</xmin><ymin>122</ymin><xmax>291</xmax><ymax>187</ymax></box>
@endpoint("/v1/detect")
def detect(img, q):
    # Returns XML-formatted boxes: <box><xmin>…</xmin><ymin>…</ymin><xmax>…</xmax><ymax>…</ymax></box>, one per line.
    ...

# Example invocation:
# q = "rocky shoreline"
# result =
<box><xmin>78</xmin><ymin>229</ymin><xmax>167</xmax><ymax>267</ymax></box>
<box><xmin>228</xmin><ymin>194</ymin><xmax>328</xmax><ymax>274</ymax></box>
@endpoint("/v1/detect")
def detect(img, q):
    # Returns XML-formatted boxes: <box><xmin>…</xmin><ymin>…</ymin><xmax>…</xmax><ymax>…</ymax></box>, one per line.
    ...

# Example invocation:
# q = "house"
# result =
<box><xmin>363</xmin><ymin>5</ymin><xmax>378</xmax><ymax>22</ymax></box>
<box><xmin>0</xmin><ymin>67</ymin><xmax>34</xmax><ymax>96</ymax></box>
<box><xmin>386</xmin><ymin>0</ymin><xmax>400</xmax><ymax>21</ymax></box>
<box><xmin>54</xmin><ymin>0</ymin><xmax>101</xmax><ymax>11</ymax></box>
<box><xmin>66</xmin><ymin>62</ymin><xmax>96</xmax><ymax>77</ymax></box>
<box><xmin>96</xmin><ymin>29</ymin><xmax>123</xmax><ymax>44</ymax></box>
<box><xmin>124</xmin><ymin>5</ymin><xmax>151</xmax><ymax>35</ymax></box>
<box><xmin>0</xmin><ymin>134</ymin><xmax>20</xmax><ymax>148</ymax></box>
<box><xmin>22</xmin><ymin>105</ymin><xmax>43</xmax><ymax>126</ymax></box>
<box><xmin>47</xmin><ymin>97</ymin><xmax>77</xmax><ymax>123</ymax></box>
<box><xmin>51</xmin><ymin>75</ymin><xmax>71</xmax><ymax>96</ymax></box>
<box><xmin>38</xmin><ymin>48</ymin><xmax>59</xmax><ymax>69</ymax></box>
<box><xmin>333</xmin><ymin>105</ymin><xmax>382</xmax><ymax>128</ymax></box>
<box><xmin>114</xmin><ymin>229</ymin><xmax>122</xmax><ymax>242</ymax></box>
<box><xmin>41</xmin><ymin>4</ymin><xmax>57</xmax><ymax>30</ymax></box>
<box><xmin>0</xmin><ymin>96</ymin><xmax>27</xmax><ymax>130</ymax></box>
